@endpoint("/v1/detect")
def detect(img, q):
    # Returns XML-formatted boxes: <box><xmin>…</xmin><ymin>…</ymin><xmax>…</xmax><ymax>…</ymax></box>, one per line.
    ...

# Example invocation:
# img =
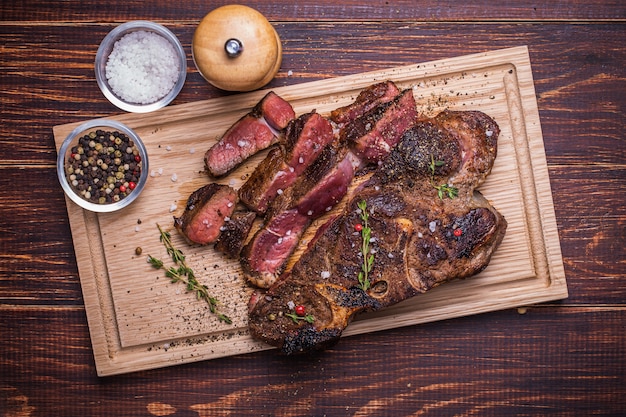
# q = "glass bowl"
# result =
<box><xmin>57</xmin><ymin>119</ymin><xmax>149</xmax><ymax>212</ymax></box>
<box><xmin>95</xmin><ymin>20</ymin><xmax>187</xmax><ymax>113</ymax></box>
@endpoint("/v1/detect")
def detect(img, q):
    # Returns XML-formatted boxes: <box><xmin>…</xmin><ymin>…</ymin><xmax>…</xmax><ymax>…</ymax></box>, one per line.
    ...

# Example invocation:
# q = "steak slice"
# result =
<box><xmin>239</xmin><ymin>111</ymin><xmax>335</xmax><ymax>214</ymax></box>
<box><xmin>341</xmin><ymin>88</ymin><xmax>418</xmax><ymax>164</ymax></box>
<box><xmin>204</xmin><ymin>91</ymin><xmax>295</xmax><ymax>177</ymax></box>
<box><xmin>174</xmin><ymin>183</ymin><xmax>238</xmax><ymax>245</ymax></box>
<box><xmin>330</xmin><ymin>81</ymin><xmax>400</xmax><ymax>126</ymax></box>
<box><xmin>248</xmin><ymin>110</ymin><xmax>506</xmax><ymax>354</ymax></box>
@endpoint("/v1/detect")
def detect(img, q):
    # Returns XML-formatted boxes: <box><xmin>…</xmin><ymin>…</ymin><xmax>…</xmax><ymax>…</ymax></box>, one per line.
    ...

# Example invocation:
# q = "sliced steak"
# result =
<box><xmin>241</xmin><ymin>142</ymin><xmax>357</xmax><ymax>288</ymax></box>
<box><xmin>330</xmin><ymin>81</ymin><xmax>400</xmax><ymax>126</ymax></box>
<box><xmin>174</xmin><ymin>183</ymin><xmax>238</xmax><ymax>245</ymax></box>
<box><xmin>238</xmin><ymin>111</ymin><xmax>335</xmax><ymax>214</ymax></box>
<box><xmin>204</xmin><ymin>91</ymin><xmax>295</xmax><ymax>177</ymax></box>
<box><xmin>240</xmin><ymin>88</ymin><xmax>419</xmax><ymax>288</ymax></box>
<box><xmin>341</xmin><ymin>88</ymin><xmax>418</xmax><ymax>164</ymax></box>
<box><xmin>248</xmin><ymin>110</ymin><xmax>506</xmax><ymax>354</ymax></box>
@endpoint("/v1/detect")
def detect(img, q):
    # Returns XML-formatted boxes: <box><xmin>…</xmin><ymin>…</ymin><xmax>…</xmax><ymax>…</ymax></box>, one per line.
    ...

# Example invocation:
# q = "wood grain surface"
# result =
<box><xmin>1</xmin><ymin>1</ymin><xmax>625</xmax><ymax>415</ymax></box>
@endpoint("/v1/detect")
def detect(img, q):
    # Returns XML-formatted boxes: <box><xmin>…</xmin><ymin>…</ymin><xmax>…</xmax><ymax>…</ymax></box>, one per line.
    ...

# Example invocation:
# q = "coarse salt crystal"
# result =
<box><xmin>165</xmin><ymin>145</ymin><xmax>172</xmax><ymax>151</ymax></box>
<box><xmin>171</xmin><ymin>173</ymin><xmax>178</xmax><ymax>182</ymax></box>
<box><xmin>320</xmin><ymin>271</ymin><xmax>331</xmax><ymax>279</ymax></box>
<box><xmin>429</xmin><ymin>221</ymin><xmax>437</xmax><ymax>233</ymax></box>
<box><xmin>169</xmin><ymin>203</ymin><xmax>177</xmax><ymax>212</ymax></box>
<box><xmin>105</xmin><ymin>31</ymin><xmax>180</xmax><ymax>105</ymax></box>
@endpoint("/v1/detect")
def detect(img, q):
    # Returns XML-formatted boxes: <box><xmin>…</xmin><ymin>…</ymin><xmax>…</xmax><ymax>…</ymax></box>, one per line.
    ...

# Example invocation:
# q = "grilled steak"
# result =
<box><xmin>247</xmin><ymin>110</ymin><xmax>506</xmax><ymax>354</ymax></box>
<box><xmin>330</xmin><ymin>80</ymin><xmax>400</xmax><ymax>126</ymax></box>
<box><xmin>204</xmin><ymin>91</ymin><xmax>295</xmax><ymax>177</ymax></box>
<box><xmin>174</xmin><ymin>183</ymin><xmax>238</xmax><ymax>245</ymax></box>
<box><xmin>341</xmin><ymin>89</ymin><xmax>418</xmax><ymax>164</ymax></box>
<box><xmin>240</xmin><ymin>88</ymin><xmax>418</xmax><ymax>288</ymax></box>
<box><xmin>239</xmin><ymin>111</ymin><xmax>335</xmax><ymax>214</ymax></box>
<box><xmin>241</xmin><ymin>141</ymin><xmax>356</xmax><ymax>288</ymax></box>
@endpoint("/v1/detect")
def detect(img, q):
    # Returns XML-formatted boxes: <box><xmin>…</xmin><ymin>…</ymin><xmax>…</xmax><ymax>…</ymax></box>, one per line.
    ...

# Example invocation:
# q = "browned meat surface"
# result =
<box><xmin>238</xmin><ymin>111</ymin><xmax>335</xmax><ymax>214</ymax></box>
<box><xmin>204</xmin><ymin>92</ymin><xmax>295</xmax><ymax>177</ymax></box>
<box><xmin>174</xmin><ymin>184</ymin><xmax>238</xmax><ymax>245</ymax></box>
<box><xmin>214</xmin><ymin>210</ymin><xmax>257</xmax><ymax>258</ymax></box>
<box><xmin>248</xmin><ymin>110</ymin><xmax>506</xmax><ymax>354</ymax></box>
<box><xmin>329</xmin><ymin>81</ymin><xmax>400</xmax><ymax>126</ymax></box>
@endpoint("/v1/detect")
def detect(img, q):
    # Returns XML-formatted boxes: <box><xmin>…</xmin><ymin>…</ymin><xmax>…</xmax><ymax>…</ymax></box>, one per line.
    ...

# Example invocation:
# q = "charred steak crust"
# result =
<box><xmin>248</xmin><ymin>110</ymin><xmax>507</xmax><ymax>354</ymax></box>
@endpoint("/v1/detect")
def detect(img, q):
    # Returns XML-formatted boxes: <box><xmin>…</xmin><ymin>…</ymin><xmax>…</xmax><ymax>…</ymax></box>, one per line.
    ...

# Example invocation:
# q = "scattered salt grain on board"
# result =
<box><xmin>106</xmin><ymin>31</ymin><xmax>180</xmax><ymax>104</ymax></box>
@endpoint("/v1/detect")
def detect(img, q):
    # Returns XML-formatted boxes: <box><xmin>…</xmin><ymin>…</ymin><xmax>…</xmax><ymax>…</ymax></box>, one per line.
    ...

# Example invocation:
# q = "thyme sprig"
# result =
<box><xmin>357</xmin><ymin>200</ymin><xmax>374</xmax><ymax>292</ymax></box>
<box><xmin>429</xmin><ymin>155</ymin><xmax>459</xmax><ymax>200</ymax></box>
<box><xmin>285</xmin><ymin>312</ymin><xmax>315</xmax><ymax>324</ymax></box>
<box><xmin>147</xmin><ymin>224</ymin><xmax>232</xmax><ymax>324</ymax></box>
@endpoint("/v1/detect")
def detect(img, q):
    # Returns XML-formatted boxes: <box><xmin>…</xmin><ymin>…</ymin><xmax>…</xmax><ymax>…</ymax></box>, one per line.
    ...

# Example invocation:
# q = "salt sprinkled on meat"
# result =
<box><xmin>105</xmin><ymin>30</ymin><xmax>180</xmax><ymax>104</ymax></box>
<box><xmin>429</xmin><ymin>220</ymin><xmax>437</xmax><ymax>233</ymax></box>
<box><xmin>320</xmin><ymin>271</ymin><xmax>331</xmax><ymax>279</ymax></box>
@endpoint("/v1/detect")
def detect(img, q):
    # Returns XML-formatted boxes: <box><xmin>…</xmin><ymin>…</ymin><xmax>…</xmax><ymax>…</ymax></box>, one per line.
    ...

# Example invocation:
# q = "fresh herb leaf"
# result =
<box><xmin>285</xmin><ymin>312</ymin><xmax>315</xmax><ymax>324</ymax></box>
<box><xmin>148</xmin><ymin>224</ymin><xmax>232</xmax><ymax>325</ymax></box>
<box><xmin>357</xmin><ymin>200</ymin><xmax>373</xmax><ymax>291</ymax></box>
<box><xmin>429</xmin><ymin>154</ymin><xmax>458</xmax><ymax>200</ymax></box>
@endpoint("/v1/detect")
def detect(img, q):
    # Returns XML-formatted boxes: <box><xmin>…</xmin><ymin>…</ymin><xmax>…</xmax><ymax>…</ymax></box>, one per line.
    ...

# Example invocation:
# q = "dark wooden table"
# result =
<box><xmin>2</xmin><ymin>1</ymin><xmax>625</xmax><ymax>415</ymax></box>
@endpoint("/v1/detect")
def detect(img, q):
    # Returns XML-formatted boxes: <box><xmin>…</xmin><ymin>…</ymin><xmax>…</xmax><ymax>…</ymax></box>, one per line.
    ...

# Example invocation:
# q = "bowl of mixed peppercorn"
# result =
<box><xmin>57</xmin><ymin>119</ymin><xmax>148</xmax><ymax>212</ymax></box>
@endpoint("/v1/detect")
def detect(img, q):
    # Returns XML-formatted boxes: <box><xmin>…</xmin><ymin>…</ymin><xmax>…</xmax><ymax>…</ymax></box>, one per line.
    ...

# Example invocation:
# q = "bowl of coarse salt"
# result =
<box><xmin>95</xmin><ymin>21</ymin><xmax>187</xmax><ymax>113</ymax></box>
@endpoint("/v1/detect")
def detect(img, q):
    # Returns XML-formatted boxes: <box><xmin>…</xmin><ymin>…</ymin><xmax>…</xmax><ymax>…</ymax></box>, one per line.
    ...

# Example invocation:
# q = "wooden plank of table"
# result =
<box><xmin>1</xmin><ymin>306</ymin><xmax>625</xmax><ymax>414</ymax></box>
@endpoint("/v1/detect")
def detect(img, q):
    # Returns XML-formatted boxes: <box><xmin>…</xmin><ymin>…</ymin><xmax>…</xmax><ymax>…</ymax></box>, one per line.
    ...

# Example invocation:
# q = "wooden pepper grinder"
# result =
<box><xmin>192</xmin><ymin>5</ymin><xmax>282</xmax><ymax>92</ymax></box>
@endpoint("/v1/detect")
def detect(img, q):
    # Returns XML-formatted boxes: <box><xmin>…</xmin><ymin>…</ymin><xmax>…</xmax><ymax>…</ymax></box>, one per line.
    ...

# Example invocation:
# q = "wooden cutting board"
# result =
<box><xmin>53</xmin><ymin>46</ymin><xmax>567</xmax><ymax>376</ymax></box>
